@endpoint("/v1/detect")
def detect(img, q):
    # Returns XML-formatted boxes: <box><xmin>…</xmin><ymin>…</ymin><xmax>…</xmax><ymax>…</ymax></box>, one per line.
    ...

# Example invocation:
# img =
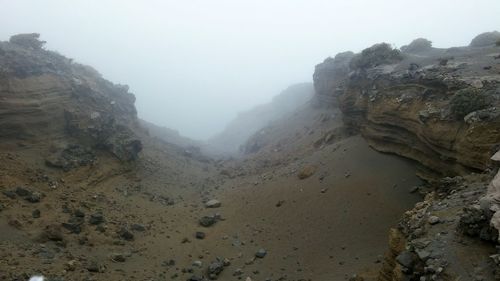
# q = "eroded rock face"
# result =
<box><xmin>313</xmin><ymin>39</ymin><xmax>500</xmax><ymax>178</ymax></box>
<box><xmin>0</xmin><ymin>34</ymin><xmax>142</xmax><ymax>161</ymax></box>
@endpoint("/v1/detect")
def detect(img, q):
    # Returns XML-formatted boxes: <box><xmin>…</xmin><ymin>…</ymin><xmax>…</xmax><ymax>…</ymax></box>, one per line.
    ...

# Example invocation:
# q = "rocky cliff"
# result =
<box><xmin>0</xmin><ymin>33</ymin><xmax>142</xmax><ymax>164</ymax></box>
<box><xmin>313</xmin><ymin>32</ymin><xmax>500</xmax><ymax>281</ymax></box>
<box><xmin>314</xmin><ymin>34</ymin><xmax>500</xmax><ymax>179</ymax></box>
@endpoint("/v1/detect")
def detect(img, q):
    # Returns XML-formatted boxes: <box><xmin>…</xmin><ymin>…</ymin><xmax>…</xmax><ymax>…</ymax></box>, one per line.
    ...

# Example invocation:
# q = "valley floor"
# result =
<box><xmin>0</xmin><ymin>108</ymin><xmax>423</xmax><ymax>281</ymax></box>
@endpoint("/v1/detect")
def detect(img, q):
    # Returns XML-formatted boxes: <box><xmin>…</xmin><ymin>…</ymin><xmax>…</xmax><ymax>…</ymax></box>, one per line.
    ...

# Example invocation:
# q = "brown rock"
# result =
<box><xmin>297</xmin><ymin>165</ymin><xmax>317</xmax><ymax>179</ymax></box>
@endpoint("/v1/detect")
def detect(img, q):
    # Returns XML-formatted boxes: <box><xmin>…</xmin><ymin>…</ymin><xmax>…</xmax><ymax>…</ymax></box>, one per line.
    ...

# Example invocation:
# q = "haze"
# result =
<box><xmin>0</xmin><ymin>0</ymin><xmax>499</xmax><ymax>139</ymax></box>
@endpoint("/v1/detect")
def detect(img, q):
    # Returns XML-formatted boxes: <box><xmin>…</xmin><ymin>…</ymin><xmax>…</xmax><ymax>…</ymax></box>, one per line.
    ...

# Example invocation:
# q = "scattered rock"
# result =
<box><xmin>118</xmin><ymin>227</ymin><xmax>134</xmax><ymax>241</ymax></box>
<box><xmin>65</xmin><ymin>260</ymin><xmax>77</xmax><ymax>271</ymax></box>
<box><xmin>15</xmin><ymin>187</ymin><xmax>31</xmax><ymax>197</ymax></box>
<box><xmin>349</xmin><ymin>275</ymin><xmax>364</xmax><ymax>281</ymax></box>
<box><xmin>42</xmin><ymin>224</ymin><xmax>64</xmax><ymax>242</ymax></box>
<box><xmin>207</xmin><ymin>258</ymin><xmax>225</xmax><ymax>278</ymax></box>
<box><xmin>233</xmin><ymin>268</ymin><xmax>244</xmax><ymax>276</ymax></box>
<box><xmin>428</xmin><ymin>216</ymin><xmax>440</xmax><ymax>225</ymax></box>
<box><xmin>2</xmin><ymin>190</ymin><xmax>16</xmax><ymax>199</ymax></box>
<box><xmin>395</xmin><ymin>250</ymin><xmax>417</xmax><ymax>268</ymax></box>
<box><xmin>297</xmin><ymin>165</ymin><xmax>316</xmax><ymax>179</ymax></box>
<box><xmin>26</xmin><ymin>192</ymin><xmax>41</xmax><ymax>203</ymax></box>
<box><xmin>89</xmin><ymin>213</ymin><xmax>105</xmax><ymax>225</ymax></box>
<box><xmin>131</xmin><ymin>223</ymin><xmax>146</xmax><ymax>232</ymax></box>
<box><xmin>86</xmin><ymin>260</ymin><xmax>105</xmax><ymax>273</ymax></box>
<box><xmin>110</xmin><ymin>253</ymin><xmax>127</xmax><ymax>262</ymax></box>
<box><xmin>255</xmin><ymin>248</ymin><xmax>267</xmax><ymax>258</ymax></box>
<box><xmin>32</xmin><ymin>209</ymin><xmax>41</xmax><ymax>218</ymax></box>
<box><xmin>62</xmin><ymin>216</ymin><xmax>84</xmax><ymax>234</ymax></box>
<box><xmin>195</xmin><ymin>231</ymin><xmax>206</xmax><ymax>239</ymax></box>
<box><xmin>199</xmin><ymin>215</ymin><xmax>218</xmax><ymax>227</ymax></box>
<box><xmin>205</xmin><ymin>199</ymin><xmax>221</xmax><ymax>208</ymax></box>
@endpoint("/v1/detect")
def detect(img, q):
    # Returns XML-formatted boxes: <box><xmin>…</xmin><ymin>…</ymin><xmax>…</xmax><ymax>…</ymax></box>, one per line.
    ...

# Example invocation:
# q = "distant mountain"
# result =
<box><xmin>139</xmin><ymin>118</ymin><xmax>200</xmax><ymax>148</ymax></box>
<box><xmin>205</xmin><ymin>82</ymin><xmax>314</xmax><ymax>155</ymax></box>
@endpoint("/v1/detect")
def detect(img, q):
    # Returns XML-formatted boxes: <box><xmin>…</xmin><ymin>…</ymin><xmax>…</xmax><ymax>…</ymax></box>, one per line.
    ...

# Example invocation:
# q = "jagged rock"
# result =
<box><xmin>492</xmin><ymin>150</ymin><xmax>500</xmax><ymax>162</ymax></box>
<box><xmin>45</xmin><ymin>144</ymin><xmax>96</xmax><ymax>171</ymax></box>
<box><xmin>313</xmin><ymin>37</ymin><xmax>500</xmax><ymax>178</ymax></box>
<box><xmin>195</xmin><ymin>231</ymin><xmax>206</xmax><ymax>239</ymax></box>
<box><xmin>207</xmin><ymin>258</ymin><xmax>225</xmax><ymax>279</ymax></box>
<box><xmin>199</xmin><ymin>215</ymin><xmax>218</xmax><ymax>227</ymax></box>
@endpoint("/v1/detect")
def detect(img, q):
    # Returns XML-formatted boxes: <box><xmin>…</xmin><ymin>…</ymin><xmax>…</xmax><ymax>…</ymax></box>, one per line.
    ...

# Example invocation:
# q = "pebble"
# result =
<box><xmin>205</xmin><ymin>199</ymin><xmax>221</xmax><ymax>208</ymax></box>
<box><xmin>255</xmin><ymin>248</ymin><xmax>267</xmax><ymax>258</ymax></box>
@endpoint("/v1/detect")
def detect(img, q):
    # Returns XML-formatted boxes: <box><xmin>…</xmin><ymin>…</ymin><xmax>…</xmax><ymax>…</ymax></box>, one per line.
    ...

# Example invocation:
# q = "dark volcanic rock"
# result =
<box><xmin>62</xmin><ymin>216</ymin><xmax>84</xmax><ymax>234</ymax></box>
<box><xmin>195</xmin><ymin>231</ymin><xmax>206</xmax><ymax>239</ymax></box>
<box><xmin>207</xmin><ymin>258</ymin><xmax>225</xmax><ymax>279</ymax></box>
<box><xmin>199</xmin><ymin>215</ymin><xmax>218</xmax><ymax>227</ymax></box>
<box><xmin>118</xmin><ymin>227</ymin><xmax>135</xmax><ymax>241</ymax></box>
<box><xmin>131</xmin><ymin>223</ymin><xmax>146</xmax><ymax>232</ymax></box>
<box><xmin>89</xmin><ymin>213</ymin><xmax>105</xmax><ymax>225</ymax></box>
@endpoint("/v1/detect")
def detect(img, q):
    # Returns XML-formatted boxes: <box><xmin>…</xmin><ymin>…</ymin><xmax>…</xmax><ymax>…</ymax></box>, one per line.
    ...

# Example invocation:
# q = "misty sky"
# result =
<box><xmin>0</xmin><ymin>0</ymin><xmax>499</xmax><ymax>139</ymax></box>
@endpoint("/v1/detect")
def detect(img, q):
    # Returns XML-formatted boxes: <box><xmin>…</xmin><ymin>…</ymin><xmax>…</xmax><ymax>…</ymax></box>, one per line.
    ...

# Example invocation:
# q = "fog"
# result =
<box><xmin>0</xmin><ymin>0</ymin><xmax>499</xmax><ymax>139</ymax></box>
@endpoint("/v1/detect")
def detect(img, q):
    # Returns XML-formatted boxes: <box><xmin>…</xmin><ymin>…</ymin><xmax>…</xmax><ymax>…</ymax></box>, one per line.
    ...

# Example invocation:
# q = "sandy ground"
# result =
<box><xmin>0</xmin><ymin>107</ymin><xmax>422</xmax><ymax>281</ymax></box>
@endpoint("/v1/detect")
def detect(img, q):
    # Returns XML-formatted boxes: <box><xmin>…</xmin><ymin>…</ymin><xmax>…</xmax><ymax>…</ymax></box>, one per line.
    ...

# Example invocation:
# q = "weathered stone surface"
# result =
<box><xmin>313</xmin><ymin>38</ymin><xmax>500</xmax><ymax>178</ymax></box>
<box><xmin>0</xmin><ymin>35</ymin><xmax>142</xmax><ymax>161</ymax></box>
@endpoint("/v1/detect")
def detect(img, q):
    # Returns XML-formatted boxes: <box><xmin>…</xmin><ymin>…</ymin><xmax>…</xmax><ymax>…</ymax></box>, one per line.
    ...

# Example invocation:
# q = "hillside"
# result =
<box><xmin>205</xmin><ymin>83</ymin><xmax>314</xmax><ymax>155</ymax></box>
<box><xmin>1</xmin><ymin>31</ymin><xmax>500</xmax><ymax>281</ymax></box>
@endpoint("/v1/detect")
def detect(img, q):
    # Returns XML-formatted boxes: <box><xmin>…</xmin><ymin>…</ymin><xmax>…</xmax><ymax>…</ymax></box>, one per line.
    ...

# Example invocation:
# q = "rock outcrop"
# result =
<box><xmin>0</xmin><ymin>33</ymin><xmax>142</xmax><ymax>162</ymax></box>
<box><xmin>313</xmin><ymin>37</ymin><xmax>500</xmax><ymax>178</ymax></box>
<box><xmin>313</xmin><ymin>33</ymin><xmax>500</xmax><ymax>280</ymax></box>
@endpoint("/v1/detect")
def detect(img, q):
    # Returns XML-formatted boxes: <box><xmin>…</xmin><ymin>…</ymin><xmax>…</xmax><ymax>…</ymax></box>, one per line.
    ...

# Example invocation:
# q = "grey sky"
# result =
<box><xmin>1</xmin><ymin>0</ymin><xmax>499</xmax><ymax>139</ymax></box>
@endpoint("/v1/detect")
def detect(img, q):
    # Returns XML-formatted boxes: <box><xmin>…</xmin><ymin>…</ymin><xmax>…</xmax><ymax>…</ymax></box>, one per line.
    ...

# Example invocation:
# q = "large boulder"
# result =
<box><xmin>469</xmin><ymin>31</ymin><xmax>500</xmax><ymax>47</ymax></box>
<box><xmin>401</xmin><ymin>38</ymin><xmax>433</xmax><ymax>54</ymax></box>
<box><xmin>9</xmin><ymin>33</ymin><xmax>46</xmax><ymax>50</ymax></box>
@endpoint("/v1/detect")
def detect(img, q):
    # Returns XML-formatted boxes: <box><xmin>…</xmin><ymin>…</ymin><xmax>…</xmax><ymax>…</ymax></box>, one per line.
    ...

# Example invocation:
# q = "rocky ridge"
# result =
<box><xmin>0</xmin><ymin>33</ymin><xmax>142</xmax><ymax>163</ymax></box>
<box><xmin>312</xmin><ymin>32</ymin><xmax>500</xmax><ymax>280</ymax></box>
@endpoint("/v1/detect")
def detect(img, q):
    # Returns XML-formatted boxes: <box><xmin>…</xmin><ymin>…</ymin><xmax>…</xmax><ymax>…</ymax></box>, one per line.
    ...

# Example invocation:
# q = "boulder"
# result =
<box><xmin>470</xmin><ymin>31</ymin><xmax>500</xmax><ymax>47</ymax></box>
